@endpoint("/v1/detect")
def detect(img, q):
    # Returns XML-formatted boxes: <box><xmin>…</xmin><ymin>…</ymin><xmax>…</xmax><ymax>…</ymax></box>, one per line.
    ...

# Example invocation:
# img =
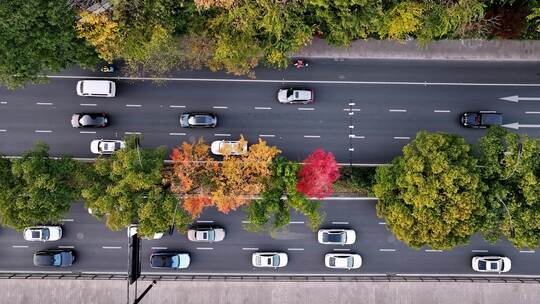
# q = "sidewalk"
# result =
<box><xmin>2</xmin><ymin>279</ymin><xmax>539</xmax><ymax>304</ymax></box>
<box><xmin>296</xmin><ymin>38</ymin><xmax>540</xmax><ymax>61</ymax></box>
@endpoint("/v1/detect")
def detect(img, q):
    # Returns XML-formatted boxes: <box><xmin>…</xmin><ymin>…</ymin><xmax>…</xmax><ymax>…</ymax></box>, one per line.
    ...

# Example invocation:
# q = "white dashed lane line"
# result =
<box><xmin>349</xmin><ymin>135</ymin><xmax>365</xmax><ymax>139</ymax></box>
<box><xmin>378</xmin><ymin>222</ymin><xmax>386</xmax><ymax>225</ymax></box>
<box><xmin>254</xmin><ymin>107</ymin><xmax>272</xmax><ymax>110</ymax></box>
<box><xmin>0</xmin><ymin>101</ymin><xmax>7</xmax><ymax>104</ymax></box>
<box><xmin>331</xmin><ymin>221</ymin><xmax>349</xmax><ymax>225</ymax></box>
<box><xmin>389</xmin><ymin>109</ymin><xmax>407</xmax><ymax>112</ymax></box>
<box><xmin>520</xmin><ymin>250</ymin><xmax>535</xmax><ymax>254</ymax></box>
<box><xmin>126</xmin><ymin>104</ymin><xmax>142</xmax><ymax>108</ymax></box>
<box><xmin>80</xmin><ymin>131</ymin><xmax>96</xmax><ymax>134</ymax></box>
<box><xmin>425</xmin><ymin>249</ymin><xmax>443</xmax><ymax>253</ymax></box>
<box><xmin>333</xmin><ymin>248</ymin><xmax>351</xmax><ymax>252</ymax></box>
<box><xmin>124</xmin><ymin>132</ymin><xmax>142</xmax><ymax>135</ymax></box>
<box><xmin>35</xmin><ymin>130</ymin><xmax>52</xmax><ymax>133</ymax></box>
<box><xmin>434</xmin><ymin>109</ymin><xmax>451</xmax><ymax>113</ymax></box>
<box><xmin>169</xmin><ymin>133</ymin><xmax>186</xmax><ymax>136</ymax></box>
<box><xmin>80</xmin><ymin>103</ymin><xmax>97</xmax><ymax>107</ymax></box>
<box><xmin>298</xmin><ymin>107</ymin><xmax>314</xmax><ymax>111</ymax></box>
<box><xmin>259</xmin><ymin>134</ymin><xmax>275</xmax><ymax>138</ymax></box>
<box><xmin>12</xmin><ymin>245</ymin><xmax>29</xmax><ymax>249</ymax></box>
<box><xmin>525</xmin><ymin>111</ymin><xmax>540</xmax><ymax>114</ymax></box>
<box><xmin>0</xmin><ymin>130</ymin><xmax>6</xmax><ymax>132</ymax></box>
<box><xmin>471</xmin><ymin>250</ymin><xmax>488</xmax><ymax>253</ymax></box>
<box><xmin>196</xmin><ymin>247</ymin><xmax>214</xmax><ymax>250</ymax></box>
<box><xmin>58</xmin><ymin>246</ymin><xmax>75</xmax><ymax>249</ymax></box>
<box><xmin>214</xmin><ymin>133</ymin><xmax>231</xmax><ymax>137</ymax></box>
<box><xmin>343</xmin><ymin>108</ymin><xmax>361</xmax><ymax>112</ymax></box>
<box><xmin>304</xmin><ymin>135</ymin><xmax>320</xmax><ymax>138</ymax></box>
<box><xmin>212</xmin><ymin>106</ymin><xmax>228</xmax><ymax>109</ymax></box>
<box><xmin>242</xmin><ymin>247</ymin><xmax>258</xmax><ymax>251</ymax></box>
<box><xmin>36</xmin><ymin>102</ymin><xmax>53</xmax><ymax>106</ymax></box>
<box><xmin>151</xmin><ymin>247</ymin><xmax>168</xmax><ymax>250</ymax></box>
<box><xmin>393</xmin><ymin>136</ymin><xmax>410</xmax><ymax>140</ymax></box>
<box><xmin>241</xmin><ymin>220</ymin><xmax>251</xmax><ymax>224</ymax></box>
<box><xmin>61</xmin><ymin>219</ymin><xmax>74</xmax><ymax>222</ymax></box>
<box><xmin>169</xmin><ymin>105</ymin><xmax>186</xmax><ymax>108</ymax></box>
<box><xmin>102</xmin><ymin>246</ymin><xmax>122</xmax><ymax>250</ymax></box>
<box><xmin>289</xmin><ymin>221</ymin><xmax>305</xmax><ymax>224</ymax></box>
<box><xmin>196</xmin><ymin>220</ymin><xmax>214</xmax><ymax>223</ymax></box>
<box><xmin>379</xmin><ymin>249</ymin><xmax>396</xmax><ymax>252</ymax></box>
<box><xmin>287</xmin><ymin>248</ymin><xmax>304</xmax><ymax>251</ymax></box>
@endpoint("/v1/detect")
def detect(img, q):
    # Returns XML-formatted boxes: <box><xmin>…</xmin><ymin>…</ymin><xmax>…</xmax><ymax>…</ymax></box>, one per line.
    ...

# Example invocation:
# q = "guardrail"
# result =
<box><xmin>2</xmin><ymin>273</ymin><xmax>540</xmax><ymax>283</ymax></box>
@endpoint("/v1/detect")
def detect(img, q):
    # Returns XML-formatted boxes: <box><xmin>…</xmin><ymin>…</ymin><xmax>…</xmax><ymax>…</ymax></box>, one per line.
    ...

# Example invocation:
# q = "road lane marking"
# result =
<box><xmin>298</xmin><ymin>107</ymin><xmax>314</xmax><ymax>111</ymax></box>
<box><xmin>242</xmin><ymin>247</ymin><xmax>258</xmax><ymax>251</ymax></box>
<box><xmin>331</xmin><ymin>221</ymin><xmax>349</xmax><ymax>225</ymax></box>
<box><xmin>58</xmin><ymin>246</ymin><xmax>75</xmax><ymax>249</ymax></box>
<box><xmin>520</xmin><ymin>250</ymin><xmax>535</xmax><ymax>253</ymax></box>
<box><xmin>289</xmin><ymin>221</ymin><xmax>305</xmax><ymax>224</ymax></box>
<box><xmin>61</xmin><ymin>219</ymin><xmax>74</xmax><ymax>222</ymax></box>
<box><xmin>241</xmin><ymin>220</ymin><xmax>251</xmax><ymax>224</ymax></box>
<box><xmin>126</xmin><ymin>104</ymin><xmax>142</xmax><ymax>107</ymax></box>
<box><xmin>304</xmin><ymin>135</ymin><xmax>320</xmax><ymax>138</ymax></box>
<box><xmin>425</xmin><ymin>249</ymin><xmax>443</xmax><ymax>253</ymax></box>
<box><xmin>343</xmin><ymin>108</ymin><xmax>361</xmax><ymax>112</ymax></box>
<box><xmin>254</xmin><ymin>107</ymin><xmax>272</xmax><ymax>110</ymax></box>
<box><xmin>349</xmin><ymin>148</ymin><xmax>354</xmax><ymax>152</ymax></box>
<box><xmin>378</xmin><ymin>222</ymin><xmax>386</xmax><ymax>225</ymax></box>
<box><xmin>12</xmin><ymin>245</ymin><xmax>29</xmax><ymax>248</ymax></box>
<box><xmin>393</xmin><ymin>136</ymin><xmax>410</xmax><ymax>140</ymax></box>
<box><xmin>35</xmin><ymin>130</ymin><xmax>52</xmax><ymax>133</ymax></box>
<box><xmin>197</xmin><ymin>247</ymin><xmax>214</xmax><ymax>250</ymax></box>
<box><xmin>0</xmin><ymin>130</ymin><xmax>6</xmax><ymax>132</ymax></box>
<box><xmin>79</xmin><ymin>131</ymin><xmax>96</xmax><ymax>134</ymax></box>
<box><xmin>259</xmin><ymin>134</ymin><xmax>275</xmax><ymax>138</ymax></box>
<box><xmin>389</xmin><ymin>109</ymin><xmax>407</xmax><ymax>112</ymax></box>
<box><xmin>348</xmin><ymin>102</ymin><xmax>355</xmax><ymax>106</ymax></box>
<box><xmin>169</xmin><ymin>133</ymin><xmax>186</xmax><ymax>136</ymax></box>
<box><xmin>349</xmin><ymin>125</ymin><xmax>354</xmax><ymax>129</ymax></box>
<box><xmin>169</xmin><ymin>105</ymin><xmax>186</xmax><ymax>108</ymax></box>
<box><xmin>379</xmin><ymin>249</ymin><xmax>396</xmax><ymax>252</ymax></box>
<box><xmin>212</xmin><ymin>106</ymin><xmax>228</xmax><ymax>109</ymax></box>
<box><xmin>196</xmin><ymin>220</ymin><xmax>214</xmax><ymax>223</ymax></box>
<box><xmin>525</xmin><ymin>111</ymin><xmax>540</xmax><ymax>114</ymax></box>
<box><xmin>0</xmin><ymin>101</ymin><xmax>7</xmax><ymax>104</ymax></box>
<box><xmin>214</xmin><ymin>133</ymin><xmax>231</xmax><ymax>137</ymax></box>
<box><xmin>434</xmin><ymin>109</ymin><xmax>451</xmax><ymax>113</ymax></box>
<box><xmin>151</xmin><ymin>247</ymin><xmax>168</xmax><ymax>250</ymax></box>
<box><xmin>124</xmin><ymin>132</ymin><xmax>142</xmax><ymax>135</ymax></box>
<box><xmin>36</xmin><ymin>102</ymin><xmax>53</xmax><ymax>105</ymax></box>
<box><xmin>349</xmin><ymin>135</ymin><xmax>365</xmax><ymax>139</ymax></box>
<box><xmin>80</xmin><ymin>103</ymin><xmax>97</xmax><ymax>107</ymax></box>
<box><xmin>333</xmin><ymin>248</ymin><xmax>351</xmax><ymax>252</ymax></box>
<box><xmin>287</xmin><ymin>248</ymin><xmax>304</xmax><ymax>251</ymax></box>
<box><xmin>102</xmin><ymin>246</ymin><xmax>122</xmax><ymax>249</ymax></box>
<box><xmin>471</xmin><ymin>250</ymin><xmax>488</xmax><ymax>253</ymax></box>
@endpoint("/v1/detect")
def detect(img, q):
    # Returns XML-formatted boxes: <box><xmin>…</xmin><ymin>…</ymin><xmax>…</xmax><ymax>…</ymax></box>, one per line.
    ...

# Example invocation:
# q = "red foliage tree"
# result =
<box><xmin>297</xmin><ymin>149</ymin><xmax>340</xmax><ymax>199</ymax></box>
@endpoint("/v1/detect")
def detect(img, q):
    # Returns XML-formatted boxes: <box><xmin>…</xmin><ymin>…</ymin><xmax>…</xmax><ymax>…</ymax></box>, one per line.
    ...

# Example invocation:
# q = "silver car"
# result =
<box><xmin>472</xmin><ymin>256</ymin><xmax>511</xmax><ymax>273</ymax></box>
<box><xmin>24</xmin><ymin>226</ymin><xmax>62</xmax><ymax>242</ymax></box>
<box><xmin>187</xmin><ymin>227</ymin><xmax>226</xmax><ymax>242</ymax></box>
<box><xmin>317</xmin><ymin>228</ymin><xmax>356</xmax><ymax>245</ymax></box>
<box><xmin>252</xmin><ymin>252</ymin><xmax>288</xmax><ymax>268</ymax></box>
<box><xmin>325</xmin><ymin>253</ymin><xmax>362</xmax><ymax>269</ymax></box>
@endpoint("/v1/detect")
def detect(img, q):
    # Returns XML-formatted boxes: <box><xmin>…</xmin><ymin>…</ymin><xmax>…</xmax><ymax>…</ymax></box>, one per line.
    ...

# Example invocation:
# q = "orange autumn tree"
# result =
<box><xmin>170</xmin><ymin>138</ymin><xmax>218</xmax><ymax>218</ymax></box>
<box><xmin>212</xmin><ymin>138</ymin><xmax>281</xmax><ymax>213</ymax></box>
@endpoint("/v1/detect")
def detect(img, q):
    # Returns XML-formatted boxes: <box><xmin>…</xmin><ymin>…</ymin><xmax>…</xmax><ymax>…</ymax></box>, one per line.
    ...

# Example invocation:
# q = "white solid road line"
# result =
<box><xmin>35</xmin><ymin>130</ymin><xmax>52</xmax><ymax>133</ymax></box>
<box><xmin>288</xmin><ymin>248</ymin><xmax>305</xmax><ymax>251</ymax></box>
<box><xmin>46</xmin><ymin>75</ymin><xmax>540</xmax><ymax>87</ymax></box>
<box><xmin>124</xmin><ymin>132</ymin><xmax>142</xmax><ymax>135</ymax></box>
<box><xmin>298</xmin><ymin>107</ymin><xmax>315</xmax><ymax>111</ymax></box>
<box><xmin>102</xmin><ymin>246</ymin><xmax>122</xmax><ymax>249</ymax></box>
<box><xmin>79</xmin><ymin>131</ymin><xmax>96</xmax><ymax>134</ymax></box>
<box><xmin>212</xmin><ymin>106</ymin><xmax>228</xmax><ymax>109</ymax></box>
<box><xmin>389</xmin><ymin>109</ymin><xmax>407</xmax><ymax>112</ymax></box>
<box><xmin>425</xmin><ymin>249</ymin><xmax>443</xmax><ymax>253</ymax></box>
<box><xmin>12</xmin><ymin>245</ymin><xmax>29</xmax><ymax>248</ymax></box>
<box><xmin>241</xmin><ymin>220</ymin><xmax>251</xmax><ymax>224</ymax></box>
<box><xmin>0</xmin><ymin>130</ymin><xmax>6</xmax><ymax>132</ymax></box>
<box><xmin>36</xmin><ymin>102</ymin><xmax>53</xmax><ymax>105</ymax></box>
<box><xmin>196</xmin><ymin>220</ymin><xmax>214</xmax><ymax>223</ymax></box>
<box><xmin>197</xmin><ymin>247</ymin><xmax>214</xmax><ymax>250</ymax></box>
<box><xmin>304</xmin><ymin>135</ymin><xmax>321</xmax><ymax>138</ymax></box>
<box><xmin>525</xmin><ymin>111</ymin><xmax>540</xmax><ymax>114</ymax></box>
<box><xmin>259</xmin><ymin>134</ymin><xmax>275</xmax><ymax>138</ymax></box>
<box><xmin>214</xmin><ymin>133</ymin><xmax>231</xmax><ymax>137</ymax></box>
<box><xmin>333</xmin><ymin>248</ymin><xmax>351</xmax><ymax>252</ymax></box>
<box><xmin>331</xmin><ymin>221</ymin><xmax>349</xmax><ymax>225</ymax></box>
<box><xmin>80</xmin><ymin>103</ymin><xmax>97</xmax><ymax>106</ymax></box>
<box><xmin>254</xmin><ymin>107</ymin><xmax>272</xmax><ymax>110</ymax></box>
<box><xmin>242</xmin><ymin>247</ymin><xmax>258</xmax><ymax>251</ymax></box>
<box><xmin>434</xmin><ymin>109</ymin><xmax>451</xmax><ymax>113</ymax></box>
<box><xmin>61</xmin><ymin>219</ymin><xmax>74</xmax><ymax>222</ymax></box>
<box><xmin>289</xmin><ymin>221</ymin><xmax>305</xmax><ymax>224</ymax></box>
<box><xmin>126</xmin><ymin>104</ymin><xmax>142</xmax><ymax>107</ymax></box>
<box><xmin>378</xmin><ymin>222</ymin><xmax>386</xmax><ymax>225</ymax></box>
<box><xmin>169</xmin><ymin>132</ymin><xmax>186</xmax><ymax>136</ymax></box>
<box><xmin>471</xmin><ymin>249</ymin><xmax>488</xmax><ymax>253</ymax></box>
<box><xmin>169</xmin><ymin>105</ymin><xmax>186</xmax><ymax>108</ymax></box>
<box><xmin>393</xmin><ymin>136</ymin><xmax>410</xmax><ymax>140</ymax></box>
<box><xmin>520</xmin><ymin>250</ymin><xmax>536</xmax><ymax>253</ymax></box>
<box><xmin>379</xmin><ymin>249</ymin><xmax>396</xmax><ymax>252</ymax></box>
<box><xmin>58</xmin><ymin>245</ymin><xmax>75</xmax><ymax>249</ymax></box>
<box><xmin>151</xmin><ymin>247</ymin><xmax>168</xmax><ymax>250</ymax></box>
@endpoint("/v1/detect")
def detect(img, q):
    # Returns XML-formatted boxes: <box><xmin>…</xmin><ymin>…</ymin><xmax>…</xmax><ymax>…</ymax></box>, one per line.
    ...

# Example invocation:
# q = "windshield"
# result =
<box><xmin>272</xmin><ymin>255</ymin><xmax>280</xmax><ymax>266</ymax></box>
<box><xmin>41</xmin><ymin>229</ymin><xmax>49</xmax><ymax>240</ymax></box>
<box><xmin>170</xmin><ymin>255</ymin><xmax>180</xmax><ymax>268</ymax></box>
<box><xmin>53</xmin><ymin>253</ymin><xmax>62</xmax><ymax>266</ymax></box>
<box><xmin>207</xmin><ymin>230</ymin><xmax>215</xmax><ymax>241</ymax></box>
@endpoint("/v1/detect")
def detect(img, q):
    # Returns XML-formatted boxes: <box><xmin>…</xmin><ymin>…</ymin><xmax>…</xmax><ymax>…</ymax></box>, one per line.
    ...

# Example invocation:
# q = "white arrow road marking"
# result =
<box><xmin>500</xmin><ymin>95</ymin><xmax>540</xmax><ymax>103</ymax></box>
<box><xmin>502</xmin><ymin>123</ymin><xmax>540</xmax><ymax>130</ymax></box>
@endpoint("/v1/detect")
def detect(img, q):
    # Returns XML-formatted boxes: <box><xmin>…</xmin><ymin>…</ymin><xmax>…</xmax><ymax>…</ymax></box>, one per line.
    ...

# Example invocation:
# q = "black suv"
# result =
<box><xmin>33</xmin><ymin>249</ymin><xmax>75</xmax><ymax>267</ymax></box>
<box><xmin>461</xmin><ymin>112</ymin><xmax>502</xmax><ymax>128</ymax></box>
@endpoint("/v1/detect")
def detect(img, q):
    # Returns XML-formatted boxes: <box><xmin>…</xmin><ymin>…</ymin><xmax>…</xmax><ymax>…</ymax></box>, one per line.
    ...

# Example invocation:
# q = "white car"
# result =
<box><xmin>318</xmin><ymin>229</ymin><xmax>356</xmax><ymax>245</ymax></box>
<box><xmin>252</xmin><ymin>252</ymin><xmax>288</xmax><ymax>268</ymax></box>
<box><xmin>210</xmin><ymin>140</ymin><xmax>248</xmax><ymax>156</ymax></box>
<box><xmin>472</xmin><ymin>256</ymin><xmax>511</xmax><ymax>273</ymax></box>
<box><xmin>23</xmin><ymin>226</ymin><xmax>62</xmax><ymax>242</ymax></box>
<box><xmin>325</xmin><ymin>253</ymin><xmax>362</xmax><ymax>270</ymax></box>
<box><xmin>187</xmin><ymin>227</ymin><xmax>226</xmax><ymax>242</ymax></box>
<box><xmin>90</xmin><ymin>139</ymin><xmax>125</xmax><ymax>155</ymax></box>
<box><xmin>277</xmin><ymin>88</ymin><xmax>314</xmax><ymax>104</ymax></box>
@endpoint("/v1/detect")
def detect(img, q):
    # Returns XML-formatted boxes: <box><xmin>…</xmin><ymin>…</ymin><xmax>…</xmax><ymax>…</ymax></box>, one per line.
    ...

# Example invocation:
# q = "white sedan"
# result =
<box><xmin>252</xmin><ymin>252</ymin><xmax>288</xmax><ymax>268</ymax></box>
<box><xmin>23</xmin><ymin>226</ymin><xmax>62</xmax><ymax>241</ymax></box>
<box><xmin>472</xmin><ymin>256</ymin><xmax>511</xmax><ymax>273</ymax></box>
<box><xmin>90</xmin><ymin>139</ymin><xmax>126</xmax><ymax>155</ymax></box>
<box><xmin>187</xmin><ymin>227</ymin><xmax>226</xmax><ymax>242</ymax></box>
<box><xmin>277</xmin><ymin>88</ymin><xmax>314</xmax><ymax>104</ymax></box>
<box><xmin>318</xmin><ymin>228</ymin><xmax>356</xmax><ymax>245</ymax></box>
<box><xmin>325</xmin><ymin>253</ymin><xmax>362</xmax><ymax>270</ymax></box>
<box><xmin>210</xmin><ymin>140</ymin><xmax>248</xmax><ymax>156</ymax></box>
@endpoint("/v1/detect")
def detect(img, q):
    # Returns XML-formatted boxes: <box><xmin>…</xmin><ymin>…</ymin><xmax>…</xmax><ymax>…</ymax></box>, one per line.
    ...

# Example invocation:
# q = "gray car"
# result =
<box><xmin>180</xmin><ymin>112</ymin><xmax>217</xmax><ymax>128</ymax></box>
<box><xmin>33</xmin><ymin>250</ymin><xmax>75</xmax><ymax>267</ymax></box>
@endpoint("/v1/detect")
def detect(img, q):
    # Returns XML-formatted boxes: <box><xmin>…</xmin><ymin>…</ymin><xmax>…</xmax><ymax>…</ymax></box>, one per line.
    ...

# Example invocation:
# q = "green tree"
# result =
<box><xmin>0</xmin><ymin>0</ymin><xmax>98</xmax><ymax>88</ymax></box>
<box><xmin>477</xmin><ymin>126</ymin><xmax>540</xmax><ymax>249</ymax></box>
<box><xmin>374</xmin><ymin>131</ymin><xmax>486</xmax><ymax>250</ymax></box>
<box><xmin>0</xmin><ymin>143</ymin><xmax>82</xmax><ymax>229</ymax></box>
<box><xmin>82</xmin><ymin>136</ymin><xmax>191</xmax><ymax>237</ymax></box>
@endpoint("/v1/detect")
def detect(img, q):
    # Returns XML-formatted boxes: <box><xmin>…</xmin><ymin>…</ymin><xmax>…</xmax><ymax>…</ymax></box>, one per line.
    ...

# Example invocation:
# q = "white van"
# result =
<box><xmin>76</xmin><ymin>80</ymin><xmax>116</xmax><ymax>97</ymax></box>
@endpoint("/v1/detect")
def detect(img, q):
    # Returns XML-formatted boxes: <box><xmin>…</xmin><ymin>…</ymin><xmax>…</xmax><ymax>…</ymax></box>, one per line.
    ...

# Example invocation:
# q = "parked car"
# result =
<box><xmin>210</xmin><ymin>140</ymin><xmax>248</xmax><ymax>156</ymax></box>
<box><xmin>150</xmin><ymin>252</ymin><xmax>190</xmax><ymax>269</ymax></box>
<box><xmin>33</xmin><ymin>250</ymin><xmax>75</xmax><ymax>267</ymax></box>
<box><xmin>317</xmin><ymin>229</ymin><xmax>356</xmax><ymax>245</ymax></box>
<box><xmin>252</xmin><ymin>252</ymin><xmax>288</xmax><ymax>268</ymax></box>
<box><xmin>460</xmin><ymin>112</ymin><xmax>503</xmax><ymax>128</ymax></box>
<box><xmin>180</xmin><ymin>112</ymin><xmax>217</xmax><ymax>128</ymax></box>
<box><xmin>23</xmin><ymin>226</ymin><xmax>62</xmax><ymax>242</ymax></box>
<box><xmin>76</xmin><ymin>80</ymin><xmax>116</xmax><ymax>97</ymax></box>
<box><xmin>277</xmin><ymin>88</ymin><xmax>314</xmax><ymax>104</ymax></box>
<box><xmin>324</xmin><ymin>253</ymin><xmax>362</xmax><ymax>270</ymax></box>
<box><xmin>472</xmin><ymin>256</ymin><xmax>511</xmax><ymax>273</ymax></box>
<box><xmin>187</xmin><ymin>227</ymin><xmax>226</xmax><ymax>242</ymax></box>
<box><xmin>90</xmin><ymin>139</ymin><xmax>126</xmax><ymax>155</ymax></box>
<box><xmin>71</xmin><ymin>113</ymin><xmax>108</xmax><ymax>128</ymax></box>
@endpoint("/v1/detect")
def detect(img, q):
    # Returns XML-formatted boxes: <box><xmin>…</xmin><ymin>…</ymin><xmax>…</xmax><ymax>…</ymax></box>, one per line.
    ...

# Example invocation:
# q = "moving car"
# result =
<box><xmin>210</xmin><ymin>140</ymin><xmax>248</xmax><ymax>156</ymax></box>
<box><xmin>187</xmin><ymin>227</ymin><xmax>226</xmax><ymax>242</ymax></box>
<box><xmin>324</xmin><ymin>253</ymin><xmax>362</xmax><ymax>270</ymax></box>
<box><xmin>318</xmin><ymin>229</ymin><xmax>356</xmax><ymax>245</ymax></box>
<box><xmin>180</xmin><ymin>112</ymin><xmax>217</xmax><ymax>128</ymax></box>
<box><xmin>460</xmin><ymin>112</ymin><xmax>503</xmax><ymax>128</ymax></box>
<box><xmin>71</xmin><ymin>113</ymin><xmax>108</xmax><ymax>128</ymax></box>
<box><xmin>150</xmin><ymin>252</ymin><xmax>190</xmax><ymax>269</ymax></box>
<box><xmin>76</xmin><ymin>80</ymin><xmax>116</xmax><ymax>97</ymax></box>
<box><xmin>277</xmin><ymin>88</ymin><xmax>314</xmax><ymax>104</ymax></box>
<box><xmin>472</xmin><ymin>256</ymin><xmax>511</xmax><ymax>273</ymax></box>
<box><xmin>90</xmin><ymin>139</ymin><xmax>126</xmax><ymax>155</ymax></box>
<box><xmin>23</xmin><ymin>226</ymin><xmax>62</xmax><ymax>242</ymax></box>
<box><xmin>252</xmin><ymin>252</ymin><xmax>288</xmax><ymax>268</ymax></box>
<box><xmin>33</xmin><ymin>250</ymin><xmax>75</xmax><ymax>267</ymax></box>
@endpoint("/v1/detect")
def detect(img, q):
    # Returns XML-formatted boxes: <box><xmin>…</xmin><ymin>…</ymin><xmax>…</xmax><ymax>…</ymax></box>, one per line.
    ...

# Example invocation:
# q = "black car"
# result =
<box><xmin>461</xmin><ymin>112</ymin><xmax>502</xmax><ymax>128</ymax></box>
<box><xmin>71</xmin><ymin>113</ymin><xmax>109</xmax><ymax>128</ymax></box>
<box><xmin>180</xmin><ymin>112</ymin><xmax>217</xmax><ymax>128</ymax></box>
<box><xmin>149</xmin><ymin>252</ymin><xmax>190</xmax><ymax>269</ymax></box>
<box><xmin>33</xmin><ymin>249</ymin><xmax>75</xmax><ymax>267</ymax></box>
